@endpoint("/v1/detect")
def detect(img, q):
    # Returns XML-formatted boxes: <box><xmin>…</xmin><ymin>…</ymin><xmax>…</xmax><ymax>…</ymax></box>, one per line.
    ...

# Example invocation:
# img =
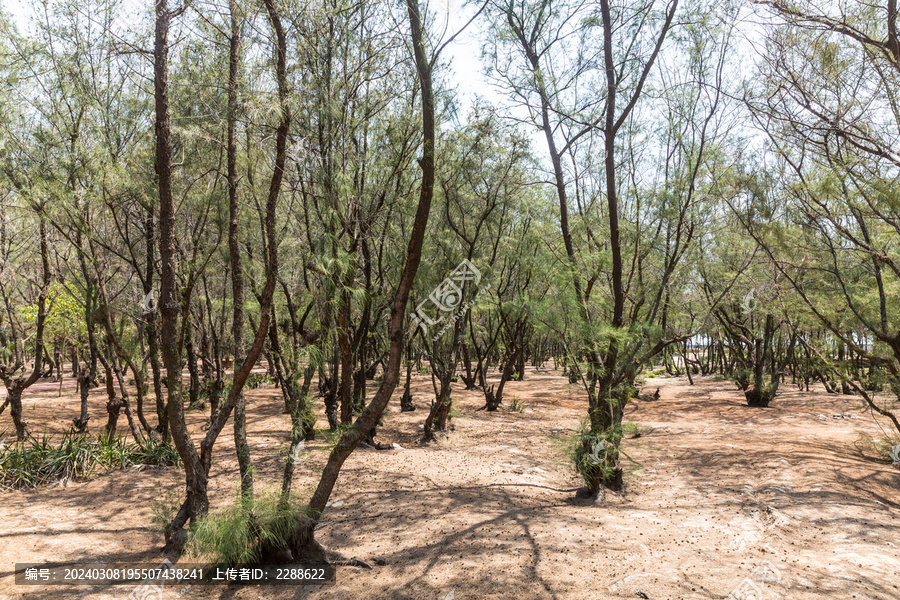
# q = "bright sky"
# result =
<box><xmin>1</xmin><ymin>0</ymin><xmax>769</xmax><ymax>175</ymax></box>
<box><xmin>1</xmin><ymin>0</ymin><xmax>493</xmax><ymax>110</ymax></box>
<box><xmin>431</xmin><ymin>0</ymin><xmax>496</xmax><ymax>118</ymax></box>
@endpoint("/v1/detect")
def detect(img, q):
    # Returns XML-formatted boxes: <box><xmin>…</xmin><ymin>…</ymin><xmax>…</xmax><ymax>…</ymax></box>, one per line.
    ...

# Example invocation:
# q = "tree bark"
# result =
<box><xmin>304</xmin><ymin>0</ymin><xmax>437</xmax><ymax>521</ymax></box>
<box><xmin>1</xmin><ymin>210</ymin><xmax>51</xmax><ymax>440</ymax></box>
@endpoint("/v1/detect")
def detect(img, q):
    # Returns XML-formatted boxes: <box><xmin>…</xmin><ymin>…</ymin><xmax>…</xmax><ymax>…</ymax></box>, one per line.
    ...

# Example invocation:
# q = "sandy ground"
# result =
<box><xmin>0</xmin><ymin>369</ymin><xmax>898</xmax><ymax>600</ymax></box>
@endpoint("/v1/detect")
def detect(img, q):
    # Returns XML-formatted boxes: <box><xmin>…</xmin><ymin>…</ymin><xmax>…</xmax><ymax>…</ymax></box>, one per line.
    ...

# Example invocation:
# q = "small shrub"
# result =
<box><xmin>572</xmin><ymin>429</ymin><xmax>619</xmax><ymax>488</ymax></box>
<box><xmin>622</xmin><ymin>418</ymin><xmax>643</xmax><ymax>438</ymax></box>
<box><xmin>150</xmin><ymin>487</ymin><xmax>186</xmax><ymax>533</ymax></box>
<box><xmin>245</xmin><ymin>373</ymin><xmax>275</xmax><ymax>389</ymax></box>
<box><xmin>509</xmin><ymin>398</ymin><xmax>526</xmax><ymax>412</ymax></box>
<box><xmin>132</xmin><ymin>436</ymin><xmax>182</xmax><ymax>466</ymax></box>
<box><xmin>853</xmin><ymin>432</ymin><xmax>900</xmax><ymax>465</ymax></box>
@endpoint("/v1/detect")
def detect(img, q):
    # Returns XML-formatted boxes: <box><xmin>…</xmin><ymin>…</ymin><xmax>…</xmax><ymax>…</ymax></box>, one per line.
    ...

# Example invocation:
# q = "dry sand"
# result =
<box><xmin>1</xmin><ymin>370</ymin><xmax>897</xmax><ymax>599</ymax></box>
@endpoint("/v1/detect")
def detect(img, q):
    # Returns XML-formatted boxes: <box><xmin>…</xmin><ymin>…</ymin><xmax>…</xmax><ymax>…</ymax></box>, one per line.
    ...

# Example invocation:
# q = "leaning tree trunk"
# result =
<box><xmin>267</xmin><ymin>0</ymin><xmax>443</xmax><ymax>564</ymax></box>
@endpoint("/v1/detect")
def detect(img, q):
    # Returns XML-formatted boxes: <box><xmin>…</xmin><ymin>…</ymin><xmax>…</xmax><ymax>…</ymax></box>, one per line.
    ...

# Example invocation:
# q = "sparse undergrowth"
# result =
<box><xmin>0</xmin><ymin>433</ymin><xmax>180</xmax><ymax>490</ymax></box>
<box><xmin>183</xmin><ymin>488</ymin><xmax>317</xmax><ymax>567</ymax></box>
<box><xmin>852</xmin><ymin>432</ymin><xmax>900</xmax><ymax>466</ymax></box>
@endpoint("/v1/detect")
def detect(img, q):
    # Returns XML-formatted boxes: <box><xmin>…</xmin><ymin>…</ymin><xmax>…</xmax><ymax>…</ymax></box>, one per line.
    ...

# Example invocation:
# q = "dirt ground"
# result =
<box><xmin>1</xmin><ymin>369</ymin><xmax>898</xmax><ymax>600</ymax></box>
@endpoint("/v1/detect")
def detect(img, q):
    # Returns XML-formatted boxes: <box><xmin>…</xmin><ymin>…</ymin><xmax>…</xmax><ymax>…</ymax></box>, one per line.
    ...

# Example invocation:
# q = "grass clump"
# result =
<box><xmin>553</xmin><ymin>413</ymin><xmax>643</xmax><ymax>489</ymax></box>
<box><xmin>186</xmin><ymin>488</ymin><xmax>312</xmax><ymax>567</ymax></box>
<box><xmin>0</xmin><ymin>433</ymin><xmax>180</xmax><ymax>490</ymax></box>
<box><xmin>245</xmin><ymin>373</ymin><xmax>275</xmax><ymax>389</ymax></box>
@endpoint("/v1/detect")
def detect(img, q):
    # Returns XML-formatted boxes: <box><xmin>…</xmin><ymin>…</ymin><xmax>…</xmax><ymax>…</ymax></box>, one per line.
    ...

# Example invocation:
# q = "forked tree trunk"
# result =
<box><xmin>160</xmin><ymin>0</ymin><xmax>285</xmax><ymax>553</ymax></box>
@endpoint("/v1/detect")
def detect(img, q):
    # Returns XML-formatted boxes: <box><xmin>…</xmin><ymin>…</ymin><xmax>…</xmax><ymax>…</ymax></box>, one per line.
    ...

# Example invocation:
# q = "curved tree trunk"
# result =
<box><xmin>301</xmin><ymin>0</ymin><xmax>440</xmax><ymax>529</ymax></box>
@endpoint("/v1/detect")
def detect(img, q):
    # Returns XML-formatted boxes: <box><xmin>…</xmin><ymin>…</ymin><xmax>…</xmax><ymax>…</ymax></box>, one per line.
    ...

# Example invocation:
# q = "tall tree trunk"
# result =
<box><xmin>145</xmin><ymin>203</ymin><xmax>168</xmax><ymax>440</ymax></box>
<box><xmin>155</xmin><ymin>0</ymin><xmax>209</xmax><ymax>552</ymax></box>
<box><xmin>161</xmin><ymin>0</ymin><xmax>286</xmax><ymax>552</ymax></box>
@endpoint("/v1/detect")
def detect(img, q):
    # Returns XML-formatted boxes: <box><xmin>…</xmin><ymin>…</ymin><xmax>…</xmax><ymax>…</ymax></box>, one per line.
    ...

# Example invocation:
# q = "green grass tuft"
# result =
<box><xmin>0</xmin><ymin>433</ymin><xmax>180</xmax><ymax>490</ymax></box>
<box><xmin>185</xmin><ymin>487</ymin><xmax>310</xmax><ymax>567</ymax></box>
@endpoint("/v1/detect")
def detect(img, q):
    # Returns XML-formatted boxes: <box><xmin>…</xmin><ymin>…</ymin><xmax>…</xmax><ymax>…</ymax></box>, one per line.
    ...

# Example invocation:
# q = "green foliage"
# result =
<box><xmin>185</xmin><ymin>488</ymin><xmax>309</xmax><ymax>567</ymax></box>
<box><xmin>0</xmin><ymin>433</ymin><xmax>180</xmax><ymax>490</ymax></box>
<box><xmin>861</xmin><ymin>369</ymin><xmax>888</xmax><ymax>393</ymax></box>
<box><xmin>244</xmin><ymin>373</ymin><xmax>275</xmax><ymax>389</ymax></box>
<box><xmin>556</xmin><ymin>416</ymin><xmax>630</xmax><ymax>489</ymax></box>
<box><xmin>20</xmin><ymin>282</ymin><xmax>87</xmax><ymax>343</ymax></box>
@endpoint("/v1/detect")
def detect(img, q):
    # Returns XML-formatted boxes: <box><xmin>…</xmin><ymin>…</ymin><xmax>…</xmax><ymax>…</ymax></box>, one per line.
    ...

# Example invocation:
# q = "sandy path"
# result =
<box><xmin>0</xmin><ymin>372</ymin><xmax>897</xmax><ymax>600</ymax></box>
